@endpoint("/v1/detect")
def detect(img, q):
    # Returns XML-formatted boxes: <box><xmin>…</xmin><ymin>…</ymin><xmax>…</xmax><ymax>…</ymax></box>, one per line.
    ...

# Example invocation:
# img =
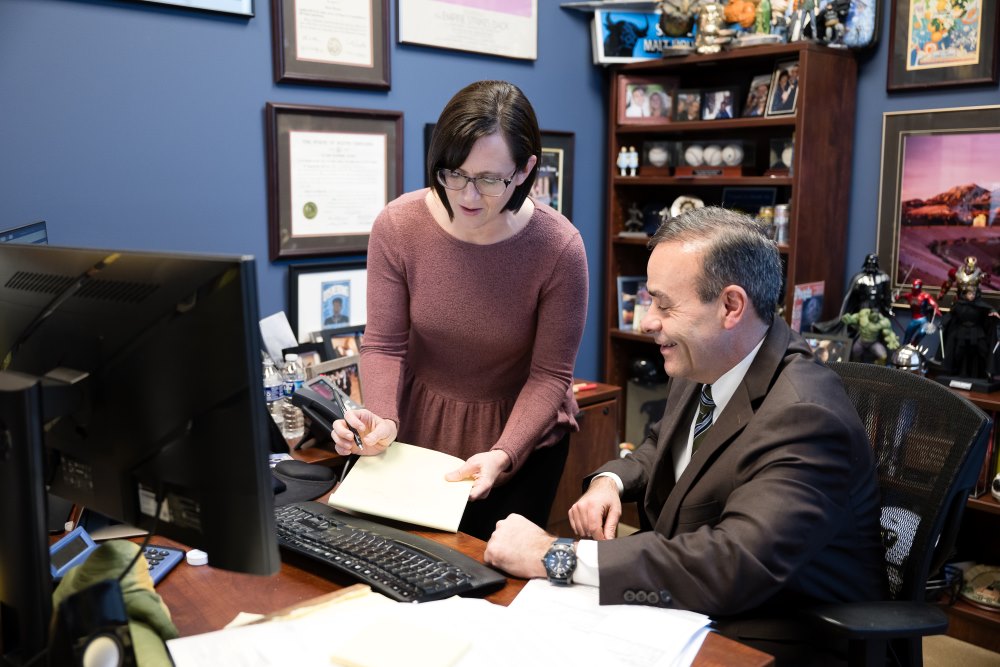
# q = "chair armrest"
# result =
<box><xmin>806</xmin><ymin>601</ymin><xmax>948</xmax><ymax>640</ymax></box>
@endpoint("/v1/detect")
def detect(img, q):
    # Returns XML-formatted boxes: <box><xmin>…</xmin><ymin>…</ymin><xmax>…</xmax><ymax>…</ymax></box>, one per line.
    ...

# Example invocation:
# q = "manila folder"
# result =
<box><xmin>327</xmin><ymin>442</ymin><xmax>472</xmax><ymax>532</ymax></box>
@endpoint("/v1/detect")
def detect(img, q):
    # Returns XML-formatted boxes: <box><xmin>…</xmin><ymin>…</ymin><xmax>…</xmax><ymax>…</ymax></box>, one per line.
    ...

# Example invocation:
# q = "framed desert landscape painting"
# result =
<box><xmin>876</xmin><ymin>105</ymin><xmax>1000</xmax><ymax>306</ymax></box>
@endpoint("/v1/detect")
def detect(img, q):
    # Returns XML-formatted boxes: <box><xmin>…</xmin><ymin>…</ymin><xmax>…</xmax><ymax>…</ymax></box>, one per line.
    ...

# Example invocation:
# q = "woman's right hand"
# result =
<box><xmin>330</xmin><ymin>408</ymin><xmax>397</xmax><ymax>456</ymax></box>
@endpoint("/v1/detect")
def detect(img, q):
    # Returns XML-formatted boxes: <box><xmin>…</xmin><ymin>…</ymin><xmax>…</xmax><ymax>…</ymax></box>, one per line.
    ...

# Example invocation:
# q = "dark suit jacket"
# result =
<box><xmin>592</xmin><ymin>318</ymin><xmax>885</xmax><ymax>619</ymax></box>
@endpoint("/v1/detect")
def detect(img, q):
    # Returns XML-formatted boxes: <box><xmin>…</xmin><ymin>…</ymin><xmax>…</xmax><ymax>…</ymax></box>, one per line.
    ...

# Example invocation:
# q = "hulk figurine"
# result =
<box><xmin>842</xmin><ymin>308</ymin><xmax>900</xmax><ymax>365</ymax></box>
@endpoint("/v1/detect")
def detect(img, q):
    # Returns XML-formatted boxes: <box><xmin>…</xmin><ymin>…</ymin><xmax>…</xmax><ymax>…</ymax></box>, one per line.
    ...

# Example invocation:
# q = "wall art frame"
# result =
<box><xmin>137</xmin><ymin>0</ymin><xmax>252</xmax><ymax>16</ymax></box>
<box><xmin>887</xmin><ymin>0</ymin><xmax>1000</xmax><ymax>91</ymax></box>
<box><xmin>288</xmin><ymin>260</ymin><xmax>368</xmax><ymax>342</ymax></box>
<box><xmin>875</xmin><ymin>105</ymin><xmax>1000</xmax><ymax>308</ymax></box>
<box><xmin>266</xmin><ymin>102</ymin><xmax>402</xmax><ymax>260</ymax></box>
<box><xmin>270</xmin><ymin>0</ymin><xmax>390</xmax><ymax>89</ymax></box>
<box><xmin>398</xmin><ymin>0</ymin><xmax>537</xmax><ymax>60</ymax></box>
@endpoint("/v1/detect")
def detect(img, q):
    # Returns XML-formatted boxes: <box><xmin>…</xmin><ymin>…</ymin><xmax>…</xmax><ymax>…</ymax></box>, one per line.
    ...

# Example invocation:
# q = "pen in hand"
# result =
<box><xmin>334</xmin><ymin>389</ymin><xmax>364</xmax><ymax>451</ymax></box>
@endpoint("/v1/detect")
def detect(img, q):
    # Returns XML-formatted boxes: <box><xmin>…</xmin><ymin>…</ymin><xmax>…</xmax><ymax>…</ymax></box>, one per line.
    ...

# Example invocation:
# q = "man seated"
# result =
<box><xmin>484</xmin><ymin>207</ymin><xmax>885</xmax><ymax>665</ymax></box>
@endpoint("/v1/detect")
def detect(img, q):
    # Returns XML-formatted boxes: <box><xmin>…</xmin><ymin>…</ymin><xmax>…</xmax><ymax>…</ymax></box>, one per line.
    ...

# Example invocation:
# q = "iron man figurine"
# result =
<box><xmin>939</xmin><ymin>256</ymin><xmax>992</xmax><ymax>305</ymax></box>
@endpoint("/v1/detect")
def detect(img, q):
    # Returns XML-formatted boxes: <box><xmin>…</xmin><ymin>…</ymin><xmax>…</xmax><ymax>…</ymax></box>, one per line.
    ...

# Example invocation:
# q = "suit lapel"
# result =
<box><xmin>643</xmin><ymin>380</ymin><xmax>697</xmax><ymax>521</ymax></box>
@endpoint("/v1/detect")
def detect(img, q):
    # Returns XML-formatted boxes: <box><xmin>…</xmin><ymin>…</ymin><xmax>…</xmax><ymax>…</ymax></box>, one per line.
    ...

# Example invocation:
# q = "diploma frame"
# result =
<box><xmin>397</xmin><ymin>0</ymin><xmax>538</xmax><ymax>61</ymax></box>
<box><xmin>135</xmin><ymin>0</ymin><xmax>253</xmax><ymax>16</ymax></box>
<box><xmin>266</xmin><ymin>102</ymin><xmax>403</xmax><ymax>260</ymax></box>
<box><xmin>270</xmin><ymin>0</ymin><xmax>390</xmax><ymax>89</ymax></box>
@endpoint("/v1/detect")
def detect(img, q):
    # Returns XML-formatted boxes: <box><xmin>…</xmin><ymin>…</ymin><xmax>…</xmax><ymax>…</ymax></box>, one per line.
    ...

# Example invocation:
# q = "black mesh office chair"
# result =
<box><xmin>808</xmin><ymin>362</ymin><xmax>992</xmax><ymax>667</ymax></box>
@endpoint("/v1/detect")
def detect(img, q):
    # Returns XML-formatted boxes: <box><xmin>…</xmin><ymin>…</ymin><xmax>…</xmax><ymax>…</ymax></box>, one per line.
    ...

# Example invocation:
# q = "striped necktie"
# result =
<box><xmin>692</xmin><ymin>384</ymin><xmax>715</xmax><ymax>453</ymax></box>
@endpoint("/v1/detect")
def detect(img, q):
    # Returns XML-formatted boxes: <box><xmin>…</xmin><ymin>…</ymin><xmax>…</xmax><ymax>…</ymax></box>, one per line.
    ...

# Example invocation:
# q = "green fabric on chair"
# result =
<box><xmin>53</xmin><ymin>540</ymin><xmax>179</xmax><ymax>667</ymax></box>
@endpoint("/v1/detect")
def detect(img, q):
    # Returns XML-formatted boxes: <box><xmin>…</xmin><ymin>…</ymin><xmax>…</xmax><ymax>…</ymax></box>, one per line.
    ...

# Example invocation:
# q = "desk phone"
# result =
<box><xmin>50</xmin><ymin>526</ymin><xmax>184</xmax><ymax>585</ymax></box>
<box><xmin>291</xmin><ymin>375</ymin><xmax>359</xmax><ymax>434</ymax></box>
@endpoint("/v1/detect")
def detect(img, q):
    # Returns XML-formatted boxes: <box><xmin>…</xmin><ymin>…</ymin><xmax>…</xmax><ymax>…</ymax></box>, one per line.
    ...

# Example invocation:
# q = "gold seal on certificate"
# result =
<box><xmin>327</xmin><ymin>38</ymin><xmax>342</xmax><ymax>56</ymax></box>
<box><xmin>303</xmin><ymin>202</ymin><xmax>318</xmax><ymax>219</ymax></box>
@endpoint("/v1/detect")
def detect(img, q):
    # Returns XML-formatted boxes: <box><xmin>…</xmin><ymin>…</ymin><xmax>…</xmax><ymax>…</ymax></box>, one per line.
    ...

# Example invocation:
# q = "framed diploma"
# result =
<box><xmin>265</xmin><ymin>103</ymin><xmax>403</xmax><ymax>260</ymax></box>
<box><xmin>271</xmin><ymin>0</ymin><xmax>390</xmax><ymax>89</ymax></box>
<box><xmin>398</xmin><ymin>0</ymin><xmax>538</xmax><ymax>61</ymax></box>
<box><xmin>137</xmin><ymin>0</ymin><xmax>253</xmax><ymax>16</ymax></box>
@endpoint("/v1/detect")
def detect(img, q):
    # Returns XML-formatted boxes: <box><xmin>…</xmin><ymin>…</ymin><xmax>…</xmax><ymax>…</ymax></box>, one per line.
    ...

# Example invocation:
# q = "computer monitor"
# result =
<box><xmin>0</xmin><ymin>221</ymin><xmax>48</xmax><ymax>246</ymax></box>
<box><xmin>0</xmin><ymin>245</ymin><xmax>280</xmax><ymax>665</ymax></box>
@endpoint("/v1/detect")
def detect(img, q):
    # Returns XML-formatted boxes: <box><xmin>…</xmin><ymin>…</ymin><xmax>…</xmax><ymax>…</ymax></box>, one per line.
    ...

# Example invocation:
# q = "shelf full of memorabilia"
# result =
<box><xmin>602</xmin><ymin>41</ymin><xmax>857</xmax><ymax>438</ymax></box>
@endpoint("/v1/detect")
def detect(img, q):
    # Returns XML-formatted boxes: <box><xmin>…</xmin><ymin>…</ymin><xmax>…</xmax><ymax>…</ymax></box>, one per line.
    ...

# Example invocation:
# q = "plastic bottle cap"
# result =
<box><xmin>186</xmin><ymin>549</ymin><xmax>209</xmax><ymax>566</ymax></box>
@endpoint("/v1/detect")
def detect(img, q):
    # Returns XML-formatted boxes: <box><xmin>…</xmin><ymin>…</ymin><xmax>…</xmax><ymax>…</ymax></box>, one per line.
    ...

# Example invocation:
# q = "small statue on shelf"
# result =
<box><xmin>627</xmin><ymin>145</ymin><xmax>639</xmax><ymax>177</ymax></box>
<box><xmin>658</xmin><ymin>0</ymin><xmax>697</xmax><ymax>37</ymax></box>
<box><xmin>770</xmin><ymin>0</ymin><xmax>790</xmax><ymax>36</ymax></box>
<box><xmin>788</xmin><ymin>0</ymin><xmax>819</xmax><ymax>41</ymax></box>
<box><xmin>755</xmin><ymin>0</ymin><xmax>772</xmax><ymax>34</ymax></box>
<box><xmin>621</xmin><ymin>202</ymin><xmax>646</xmax><ymax>236</ymax></box>
<box><xmin>819</xmin><ymin>0</ymin><xmax>851</xmax><ymax>46</ymax></box>
<box><xmin>939</xmin><ymin>255</ymin><xmax>993</xmax><ymax>307</ymax></box>
<box><xmin>617</xmin><ymin>146</ymin><xmax>629</xmax><ymax>177</ymax></box>
<box><xmin>695</xmin><ymin>2</ymin><xmax>735</xmax><ymax>54</ymax></box>
<box><xmin>898</xmin><ymin>279</ymin><xmax>942</xmax><ymax>346</ymax></box>
<box><xmin>841</xmin><ymin>308</ymin><xmax>900</xmax><ymax>365</ymax></box>
<box><xmin>813</xmin><ymin>253</ymin><xmax>893</xmax><ymax>334</ymax></box>
<box><xmin>937</xmin><ymin>286</ymin><xmax>1000</xmax><ymax>382</ymax></box>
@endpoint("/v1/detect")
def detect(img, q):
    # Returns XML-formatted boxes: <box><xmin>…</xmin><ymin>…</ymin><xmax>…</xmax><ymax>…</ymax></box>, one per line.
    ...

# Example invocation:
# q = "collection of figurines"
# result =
<box><xmin>814</xmin><ymin>253</ymin><xmax>1000</xmax><ymax>391</ymax></box>
<box><xmin>657</xmin><ymin>0</ymin><xmax>857</xmax><ymax>53</ymax></box>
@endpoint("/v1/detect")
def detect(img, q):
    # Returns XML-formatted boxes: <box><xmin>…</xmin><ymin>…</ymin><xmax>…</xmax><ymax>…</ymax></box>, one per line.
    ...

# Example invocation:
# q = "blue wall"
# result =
<box><xmin>3</xmin><ymin>0</ymin><xmax>998</xmax><ymax>382</ymax></box>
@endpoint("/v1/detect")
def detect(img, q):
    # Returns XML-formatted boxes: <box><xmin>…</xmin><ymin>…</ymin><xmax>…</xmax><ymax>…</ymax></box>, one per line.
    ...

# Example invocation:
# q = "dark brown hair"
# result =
<box><xmin>427</xmin><ymin>80</ymin><xmax>541</xmax><ymax>219</ymax></box>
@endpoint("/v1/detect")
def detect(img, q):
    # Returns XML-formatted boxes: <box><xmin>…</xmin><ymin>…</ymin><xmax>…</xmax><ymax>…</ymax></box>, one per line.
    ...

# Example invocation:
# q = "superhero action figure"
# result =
<box><xmin>939</xmin><ymin>285</ymin><xmax>1000</xmax><ymax>381</ymax></box>
<box><xmin>841</xmin><ymin>308</ymin><xmax>900</xmax><ymax>365</ymax></box>
<box><xmin>939</xmin><ymin>255</ymin><xmax>993</xmax><ymax>306</ymax></box>
<box><xmin>813</xmin><ymin>253</ymin><xmax>893</xmax><ymax>334</ymax></box>
<box><xmin>898</xmin><ymin>279</ymin><xmax>941</xmax><ymax>346</ymax></box>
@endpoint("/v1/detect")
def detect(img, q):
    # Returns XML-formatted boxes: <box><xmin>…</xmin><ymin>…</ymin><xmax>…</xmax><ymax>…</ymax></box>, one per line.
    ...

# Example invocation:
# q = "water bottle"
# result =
<box><xmin>262</xmin><ymin>356</ymin><xmax>284</xmax><ymax>430</ymax></box>
<box><xmin>281</xmin><ymin>353</ymin><xmax>306</xmax><ymax>443</ymax></box>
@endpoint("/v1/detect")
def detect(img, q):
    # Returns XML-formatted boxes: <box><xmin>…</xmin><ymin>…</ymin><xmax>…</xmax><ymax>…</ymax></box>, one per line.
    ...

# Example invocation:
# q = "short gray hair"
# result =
<box><xmin>648</xmin><ymin>206</ymin><xmax>782</xmax><ymax>324</ymax></box>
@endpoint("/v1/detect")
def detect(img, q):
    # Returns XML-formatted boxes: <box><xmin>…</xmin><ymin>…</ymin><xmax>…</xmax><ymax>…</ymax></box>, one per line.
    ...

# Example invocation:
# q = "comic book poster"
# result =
<box><xmin>791</xmin><ymin>281</ymin><xmax>825</xmax><ymax>333</ymax></box>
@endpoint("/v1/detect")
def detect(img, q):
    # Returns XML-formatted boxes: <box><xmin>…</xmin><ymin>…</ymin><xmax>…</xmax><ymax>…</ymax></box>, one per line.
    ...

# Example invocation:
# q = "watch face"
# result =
<box><xmin>544</xmin><ymin>544</ymin><xmax>577</xmax><ymax>579</ymax></box>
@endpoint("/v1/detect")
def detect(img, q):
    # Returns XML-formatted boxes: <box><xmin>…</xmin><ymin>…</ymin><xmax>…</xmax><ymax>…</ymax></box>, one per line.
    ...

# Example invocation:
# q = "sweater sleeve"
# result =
<box><xmin>491</xmin><ymin>229</ymin><xmax>589</xmax><ymax>473</ymax></box>
<box><xmin>358</xmin><ymin>207</ymin><xmax>408</xmax><ymax>426</ymax></box>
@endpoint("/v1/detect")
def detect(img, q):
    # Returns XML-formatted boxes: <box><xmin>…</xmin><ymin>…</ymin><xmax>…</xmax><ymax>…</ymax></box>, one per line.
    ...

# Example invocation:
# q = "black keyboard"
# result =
<box><xmin>274</xmin><ymin>501</ymin><xmax>506</xmax><ymax>603</ymax></box>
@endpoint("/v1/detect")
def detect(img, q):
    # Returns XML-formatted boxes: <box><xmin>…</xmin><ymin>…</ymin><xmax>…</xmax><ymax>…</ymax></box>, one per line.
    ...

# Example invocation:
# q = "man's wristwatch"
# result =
<box><xmin>542</xmin><ymin>537</ymin><xmax>577</xmax><ymax>585</ymax></box>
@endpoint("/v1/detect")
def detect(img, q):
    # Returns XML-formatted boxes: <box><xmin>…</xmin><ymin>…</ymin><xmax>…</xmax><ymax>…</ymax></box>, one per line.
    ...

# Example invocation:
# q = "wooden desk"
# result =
<box><xmin>152</xmin><ymin>530</ymin><xmax>773</xmax><ymax>667</ymax></box>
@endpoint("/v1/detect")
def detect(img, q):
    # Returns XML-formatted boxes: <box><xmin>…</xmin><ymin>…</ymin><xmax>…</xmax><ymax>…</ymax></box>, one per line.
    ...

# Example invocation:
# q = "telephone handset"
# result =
<box><xmin>290</xmin><ymin>376</ymin><xmax>360</xmax><ymax>446</ymax></box>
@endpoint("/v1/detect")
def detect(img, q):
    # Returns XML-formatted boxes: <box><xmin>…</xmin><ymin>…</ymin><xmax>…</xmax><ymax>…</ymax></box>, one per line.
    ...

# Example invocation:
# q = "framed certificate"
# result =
<box><xmin>265</xmin><ymin>103</ymin><xmax>403</xmax><ymax>260</ymax></box>
<box><xmin>271</xmin><ymin>0</ymin><xmax>390</xmax><ymax>89</ymax></box>
<box><xmin>138</xmin><ymin>0</ymin><xmax>253</xmax><ymax>16</ymax></box>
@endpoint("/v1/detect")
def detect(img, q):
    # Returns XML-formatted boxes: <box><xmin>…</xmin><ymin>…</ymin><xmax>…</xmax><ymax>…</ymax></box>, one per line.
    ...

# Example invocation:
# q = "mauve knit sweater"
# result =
<box><xmin>360</xmin><ymin>189</ymin><xmax>589</xmax><ymax>477</ymax></box>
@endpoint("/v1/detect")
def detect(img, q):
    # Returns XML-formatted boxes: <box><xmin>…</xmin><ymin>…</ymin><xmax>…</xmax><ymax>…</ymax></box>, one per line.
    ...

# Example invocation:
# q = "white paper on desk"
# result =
<box><xmin>327</xmin><ymin>442</ymin><xmax>472</xmax><ymax>532</ymax></box>
<box><xmin>259</xmin><ymin>311</ymin><xmax>299</xmax><ymax>365</ymax></box>
<box><xmin>509</xmin><ymin>579</ymin><xmax>712</xmax><ymax>667</ymax></box>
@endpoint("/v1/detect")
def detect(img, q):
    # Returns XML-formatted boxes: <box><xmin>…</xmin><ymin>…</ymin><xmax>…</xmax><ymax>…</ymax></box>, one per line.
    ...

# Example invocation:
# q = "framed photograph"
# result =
<box><xmin>592</xmin><ymin>9</ymin><xmax>667</xmax><ymax>64</ymax></box>
<box><xmin>673</xmin><ymin>89</ymin><xmax>702</xmax><ymax>121</ymax></box>
<box><xmin>424</xmin><ymin>124</ymin><xmax>574</xmax><ymax>219</ymax></box>
<box><xmin>138</xmin><ymin>0</ymin><xmax>252</xmax><ymax>16</ymax></box>
<box><xmin>617</xmin><ymin>275</ymin><xmax>648</xmax><ymax>331</ymax></box>
<box><xmin>766</xmin><ymin>60</ymin><xmax>800</xmax><ymax>117</ymax></box>
<box><xmin>721</xmin><ymin>187</ymin><xmax>778</xmax><ymax>214</ymax></box>
<box><xmin>803</xmin><ymin>333</ymin><xmax>852</xmax><ymax>364</ymax></box>
<box><xmin>791</xmin><ymin>281</ymin><xmax>825</xmax><ymax>333</ymax></box>
<box><xmin>701</xmin><ymin>88</ymin><xmax>738</xmax><ymax>120</ymax></box>
<box><xmin>280</xmin><ymin>342</ymin><xmax>327</xmax><ymax>372</ymax></box>
<box><xmin>875</xmin><ymin>105</ymin><xmax>1000</xmax><ymax>308</ymax></box>
<box><xmin>271</xmin><ymin>0</ymin><xmax>390</xmax><ymax>89</ymax></box>
<box><xmin>265</xmin><ymin>102</ymin><xmax>403</xmax><ymax>260</ymax></box>
<box><xmin>288</xmin><ymin>261</ymin><xmax>368</xmax><ymax>342</ymax></box>
<box><xmin>310</xmin><ymin>324</ymin><xmax>364</xmax><ymax>360</ymax></box>
<box><xmin>306</xmin><ymin>355</ymin><xmax>364</xmax><ymax>406</ymax></box>
<box><xmin>742</xmin><ymin>74</ymin><xmax>772</xmax><ymax>117</ymax></box>
<box><xmin>887</xmin><ymin>0</ymin><xmax>1000</xmax><ymax>91</ymax></box>
<box><xmin>398</xmin><ymin>0</ymin><xmax>537</xmax><ymax>60</ymax></box>
<box><xmin>617</xmin><ymin>75</ymin><xmax>678</xmax><ymax>124</ymax></box>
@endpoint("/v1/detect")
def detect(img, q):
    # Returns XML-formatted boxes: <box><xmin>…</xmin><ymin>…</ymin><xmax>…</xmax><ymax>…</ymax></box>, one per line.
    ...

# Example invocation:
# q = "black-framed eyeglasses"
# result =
<box><xmin>435</xmin><ymin>168</ymin><xmax>517</xmax><ymax>197</ymax></box>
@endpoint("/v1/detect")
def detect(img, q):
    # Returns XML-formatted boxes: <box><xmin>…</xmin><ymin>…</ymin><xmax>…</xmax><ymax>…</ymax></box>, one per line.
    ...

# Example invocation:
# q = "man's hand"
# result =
<box><xmin>483</xmin><ymin>514</ymin><xmax>552</xmax><ymax>579</ymax></box>
<box><xmin>445</xmin><ymin>450</ymin><xmax>510</xmax><ymax>501</ymax></box>
<box><xmin>331</xmin><ymin>409</ymin><xmax>396</xmax><ymax>456</ymax></box>
<box><xmin>568</xmin><ymin>476</ymin><xmax>622</xmax><ymax>540</ymax></box>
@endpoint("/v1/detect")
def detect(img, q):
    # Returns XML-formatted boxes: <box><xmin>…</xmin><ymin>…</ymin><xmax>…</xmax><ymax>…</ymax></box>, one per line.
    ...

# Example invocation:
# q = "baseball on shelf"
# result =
<box><xmin>648</xmin><ymin>145</ymin><xmax>669</xmax><ymax>167</ymax></box>
<box><xmin>683</xmin><ymin>145</ymin><xmax>704</xmax><ymax>166</ymax></box>
<box><xmin>721</xmin><ymin>144</ymin><xmax>744</xmax><ymax>166</ymax></box>
<box><xmin>702</xmin><ymin>144</ymin><xmax>723</xmax><ymax>166</ymax></box>
<box><xmin>781</xmin><ymin>146</ymin><xmax>794</xmax><ymax>168</ymax></box>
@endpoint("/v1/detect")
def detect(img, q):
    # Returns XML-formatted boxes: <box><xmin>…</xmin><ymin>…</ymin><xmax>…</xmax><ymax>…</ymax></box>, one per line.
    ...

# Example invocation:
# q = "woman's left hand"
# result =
<box><xmin>445</xmin><ymin>450</ymin><xmax>511</xmax><ymax>501</ymax></box>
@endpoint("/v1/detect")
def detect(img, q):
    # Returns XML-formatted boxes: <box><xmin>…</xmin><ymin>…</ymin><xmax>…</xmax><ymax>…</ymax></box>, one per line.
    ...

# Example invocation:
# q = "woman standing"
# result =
<box><xmin>331</xmin><ymin>80</ymin><xmax>589</xmax><ymax>540</ymax></box>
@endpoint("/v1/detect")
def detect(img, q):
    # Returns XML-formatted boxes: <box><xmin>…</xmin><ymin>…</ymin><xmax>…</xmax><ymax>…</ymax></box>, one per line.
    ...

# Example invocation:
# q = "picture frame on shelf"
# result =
<box><xmin>592</xmin><ymin>9</ymin><xmax>667</xmax><ymax>64</ymax></box>
<box><xmin>875</xmin><ymin>105</ymin><xmax>1000</xmax><ymax>309</ymax></box>
<box><xmin>139</xmin><ymin>0</ymin><xmax>252</xmax><ymax>16</ymax></box>
<box><xmin>617</xmin><ymin>275</ymin><xmax>649</xmax><ymax>331</ymax></box>
<box><xmin>765</xmin><ymin>60</ymin><xmax>800</xmax><ymax>117</ymax></box>
<box><xmin>265</xmin><ymin>102</ymin><xmax>402</xmax><ymax>260</ymax></box>
<box><xmin>672</xmin><ymin>89</ymin><xmax>702</xmax><ymax>121</ymax></box>
<box><xmin>288</xmin><ymin>261</ymin><xmax>368</xmax><ymax>342</ymax></box>
<box><xmin>270</xmin><ymin>0</ymin><xmax>390</xmax><ymax>89</ymax></box>
<box><xmin>306</xmin><ymin>355</ymin><xmax>364</xmax><ymax>406</ymax></box>
<box><xmin>742</xmin><ymin>73</ymin><xmax>772</xmax><ymax>117</ymax></box>
<box><xmin>887</xmin><ymin>0</ymin><xmax>1000</xmax><ymax>91</ymax></box>
<box><xmin>425</xmin><ymin>123</ymin><xmax>574</xmax><ymax>219</ymax></box>
<box><xmin>802</xmin><ymin>333</ymin><xmax>852</xmax><ymax>364</ymax></box>
<box><xmin>701</xmin><ymin>88</ymin><xmax>738</xmax><ymax>120</ymax></box>
<box><xmin>399</xmin><ymin>0</ymin><xmax>537</xmax><ymax>60</ymax></box>
<box><xmin>617</xmin><ymin>75</ymin><xmax>678</xmax><ymax>124</ymax></box>
<box><xmin>280</xmin><ymin>342</ymin><xmax>328</xmax><ymax>372</ymax></box>
<box><xmin>310</xmin><ymin>324</ymin><xmax>364</xmax><ymax>361</ymax></box>
<box><xmin>721</xmin><ymin>186</ymin><xmax>778</xmax><ymax>214</ymax></box>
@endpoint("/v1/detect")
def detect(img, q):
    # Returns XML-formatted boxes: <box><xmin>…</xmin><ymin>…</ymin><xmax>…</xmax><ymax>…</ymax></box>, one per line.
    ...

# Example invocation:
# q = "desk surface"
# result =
<box><xmin>152</xmin><ymin>530</ymin><xmax>773</xmax><ymax>667</ymax></box>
